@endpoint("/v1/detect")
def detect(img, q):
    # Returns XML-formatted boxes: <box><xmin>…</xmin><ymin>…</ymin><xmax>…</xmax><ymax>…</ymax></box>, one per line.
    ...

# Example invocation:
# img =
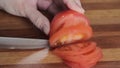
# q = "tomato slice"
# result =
<box><xmin>52</xmin><ymin>42</ymin><xmax>96</xmax><ymax>56</ymax></box>
<box><xmin>65</xmin><ymin>61</ymin><xmax>95</xmax><ymax>68</ymax></box>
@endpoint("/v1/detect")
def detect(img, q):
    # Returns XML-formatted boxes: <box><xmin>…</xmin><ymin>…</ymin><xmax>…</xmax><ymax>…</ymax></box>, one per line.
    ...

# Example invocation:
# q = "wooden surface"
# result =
<box><xmin>0</xmin><ymin>0</ymin><xmax>120</xmax><ymax>68</ymax></box>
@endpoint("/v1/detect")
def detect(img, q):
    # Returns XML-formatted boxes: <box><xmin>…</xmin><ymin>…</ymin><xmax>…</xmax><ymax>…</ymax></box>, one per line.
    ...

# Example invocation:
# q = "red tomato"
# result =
<box><xmin>49</xmin><ymin>10</ymin><xmax>93</xmax><ymax>47</ymax></box>
<box><xmin>49</xmin><ymin>10</ymin><xmax>103</xmax><ymax>68</ymax></box>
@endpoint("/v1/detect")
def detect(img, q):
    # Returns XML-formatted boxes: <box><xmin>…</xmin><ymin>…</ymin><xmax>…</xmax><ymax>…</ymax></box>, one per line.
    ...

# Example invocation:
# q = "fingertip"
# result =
<box><xmin>37</xmin><ymin>17</ymin><xmax>50</xmax><ymax>35</ymax></box>
<box><xmin>63</xmin><ymin>0</ymin><xmax>85</xmax><ymax>14</ymax></box>
<box><xmin>75</xmin><ymin>8</ymin><xmax>85</xmax><ymax>14</ymax></box>
<box><xmin>43</xmin><ymin>21</ymin><xmax>50</xmax><ymax>35</ymax></box>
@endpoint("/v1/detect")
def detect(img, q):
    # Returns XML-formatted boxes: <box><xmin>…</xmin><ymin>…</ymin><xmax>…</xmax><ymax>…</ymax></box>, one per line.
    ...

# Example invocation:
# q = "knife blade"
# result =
<box><xmin>0</xmin><ymin>37</ymin><xmax>49</xmax><ymax>49</ymax></box>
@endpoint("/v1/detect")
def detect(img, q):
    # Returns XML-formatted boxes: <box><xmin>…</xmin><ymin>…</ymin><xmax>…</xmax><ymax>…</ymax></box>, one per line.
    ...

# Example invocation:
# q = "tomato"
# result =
<box><xmin>49</xmin><ymin>10</ymin><xmax>103</xmax><ymax>68</ymax></box>
<box><xmin>49</xmin><ymin>10</ymin><xmax>92</xmax><ymax>47</ymax></box>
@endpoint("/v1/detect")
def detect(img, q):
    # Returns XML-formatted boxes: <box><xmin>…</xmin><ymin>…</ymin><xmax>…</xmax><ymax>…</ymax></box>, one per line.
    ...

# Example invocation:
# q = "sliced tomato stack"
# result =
<box><xmin>49</xmin><ymin>10</ymin><xmax>103</xmax><ymax>68</ymax></box>
<box><xmin>53</xmin><ymin>42</ymin><xmax>102</xmax><ymax>68</ymax></box>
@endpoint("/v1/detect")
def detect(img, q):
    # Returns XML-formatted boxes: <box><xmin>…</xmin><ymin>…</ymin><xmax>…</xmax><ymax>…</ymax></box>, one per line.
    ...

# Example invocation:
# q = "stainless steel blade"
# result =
<box><xmin>0</xmin><ymin>37</ymin><xmax>49</xmax><ymax>49</ymax></box>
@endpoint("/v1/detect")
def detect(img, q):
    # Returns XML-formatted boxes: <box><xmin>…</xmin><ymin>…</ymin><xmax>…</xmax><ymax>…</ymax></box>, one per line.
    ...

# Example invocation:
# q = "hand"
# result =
<box><xmin>0</xmin><ymin>0</ymin><xmax>84</xmax><ymax>35</ymax></box>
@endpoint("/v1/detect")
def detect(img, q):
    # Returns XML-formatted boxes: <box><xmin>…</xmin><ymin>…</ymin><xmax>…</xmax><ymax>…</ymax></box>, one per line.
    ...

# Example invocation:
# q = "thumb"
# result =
<box><xmin>25</xmin><ymin>8</ymin><xmax>50</xmax><ymax>35</ymax></box>
<box><xmin>63</xmin><ymin>0</ymin><xmax>85</xmax><ymax>14</ymax></box>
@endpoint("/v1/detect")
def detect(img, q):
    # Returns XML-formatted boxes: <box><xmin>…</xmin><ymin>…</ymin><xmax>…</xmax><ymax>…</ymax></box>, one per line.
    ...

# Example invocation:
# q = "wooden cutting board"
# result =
<box><xmin>0</xmin><ymin>0</ymin><xmax>120</xmax><ymax>68</ymax></box>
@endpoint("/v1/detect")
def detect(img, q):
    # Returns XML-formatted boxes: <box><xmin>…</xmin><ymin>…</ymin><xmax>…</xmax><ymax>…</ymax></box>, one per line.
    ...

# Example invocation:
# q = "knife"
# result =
<box><xmin>0</xmin><ymin>37</ymin><xmax>49</xmax><ymax>49</ymax></box>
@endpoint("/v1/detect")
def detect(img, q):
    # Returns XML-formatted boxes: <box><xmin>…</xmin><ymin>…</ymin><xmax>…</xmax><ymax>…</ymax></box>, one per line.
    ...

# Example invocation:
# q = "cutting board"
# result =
<box><xmin>0</xmin><ymin>0</ymin><xmax>120</xmax><ymax>68</ymax></box>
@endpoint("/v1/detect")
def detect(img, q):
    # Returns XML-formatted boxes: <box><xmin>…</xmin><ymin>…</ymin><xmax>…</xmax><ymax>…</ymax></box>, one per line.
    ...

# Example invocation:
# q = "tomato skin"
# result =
<box><xmin>50</xmin><ymin>10</ymin><xmax>90</xmax><ymax>36</ymax></box>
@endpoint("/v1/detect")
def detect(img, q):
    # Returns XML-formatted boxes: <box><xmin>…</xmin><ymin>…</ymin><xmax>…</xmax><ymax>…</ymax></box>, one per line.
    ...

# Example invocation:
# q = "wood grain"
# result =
<box><xmin>0</xmin><ymin>0</ymin><xmax>120</xmax><ymax>68</ymax></box>
<box><xmin>0</xmin><ymin>48</ymin><xmax>120</xmax><ymax>65</ymax></box>
<box><xmin>1</xmin><ymin>61</ymin><xmax>120</xmax><ymax>68</ymax></box>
